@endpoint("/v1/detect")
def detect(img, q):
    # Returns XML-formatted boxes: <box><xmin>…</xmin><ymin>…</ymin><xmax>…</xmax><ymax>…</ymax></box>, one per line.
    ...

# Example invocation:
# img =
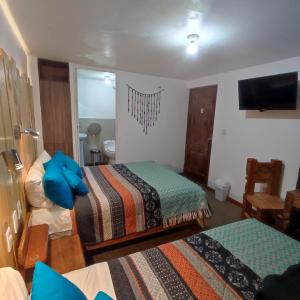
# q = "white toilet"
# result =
<box><xmin>103</xmin><ymin>140</ymin><xmax>115</xmax><ymax>163</ymax></box>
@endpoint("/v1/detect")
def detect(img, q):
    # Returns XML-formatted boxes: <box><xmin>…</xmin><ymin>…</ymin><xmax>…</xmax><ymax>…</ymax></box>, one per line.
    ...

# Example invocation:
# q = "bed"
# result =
<box><xmin>8</xmin><ymin>219</ymin><xmax>300</xmax><ymax>300</ymax></box>
<box><xmin>31</xmin><ymin>205</ymin><xmax>72</xmax><ymax>238</ymax></box>
<box><xmin>72</xmin><ymin>161</ymin><xmax>210</xmax><ymax>250</ymax></box>
<box><xmin>65</xmin><ymin>219</ymin><xmax>300</xmax><ymax>299</ymax></box>
<box><xmin>6</xmin><ymin>219</ymin><xmax>300</xmax><ymax>300</ymax></box>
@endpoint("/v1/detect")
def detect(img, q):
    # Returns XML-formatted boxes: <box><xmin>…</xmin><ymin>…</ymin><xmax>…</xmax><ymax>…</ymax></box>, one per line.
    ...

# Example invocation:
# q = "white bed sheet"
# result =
<box><xmin>0</xmin><ymin>267</ymin><xmax>28</xmax><ymax>300</ymax></box>
<box><xmin>30</xmin><ymin>205</ymin><xmax>72</xmax><ymax>235</ymax></box>
<box><xmin>64</xmin><ymin>262</ymin><xmax>116</xmax><ymax>300</ymax></box>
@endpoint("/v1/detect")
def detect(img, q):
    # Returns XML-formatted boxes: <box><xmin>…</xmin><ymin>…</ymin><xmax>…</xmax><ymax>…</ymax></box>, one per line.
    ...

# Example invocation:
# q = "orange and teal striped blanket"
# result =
<box><xmin>74</xmin><ymin>162</ymin><xmax>210</xmax><ymax>244</ymax></box>
<box><xmin>108</xmin><ymin>233</ymin><xmax>262</xmax><ymax>300</ymax></box>
<box><xmin>106</xmin><ymin>220</ymin><xmax>300</xmax><ymax>300</ymax></box>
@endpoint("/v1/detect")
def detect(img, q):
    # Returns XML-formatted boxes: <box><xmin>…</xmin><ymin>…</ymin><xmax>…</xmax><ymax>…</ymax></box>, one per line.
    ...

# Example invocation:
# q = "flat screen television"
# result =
<box><xmin>238</xmin><ymin>72</ymin><xmax>298</xmax><ymax>111</ymax></box>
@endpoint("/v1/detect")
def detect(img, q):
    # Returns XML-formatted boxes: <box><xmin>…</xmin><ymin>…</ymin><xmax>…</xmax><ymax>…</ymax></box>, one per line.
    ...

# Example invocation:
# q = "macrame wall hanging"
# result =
<box><xmin>127</xmin><ymin>84</ymin><xmax>164</xmax><ymax>135</ymax></box>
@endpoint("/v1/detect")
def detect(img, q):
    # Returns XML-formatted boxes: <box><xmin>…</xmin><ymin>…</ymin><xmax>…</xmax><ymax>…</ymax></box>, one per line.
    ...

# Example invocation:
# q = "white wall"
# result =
<box><xmin>78</xmin><ymin>77</ymin><xmax>116</xmax><ymax>119</ymax></box>
<box><xmin>116</xmin><ymin>71</ymin><xmax>188</xmax><ymax>172</ymax></box>
<box><xmin>0</xmin><ymin>8</ymin><xmax>27</xmax><ymax>72</ymax></box>
<box><xmin>188</xmin><ymin>56</ymin><xmax>300</xmax><ymax>202</ymax></box>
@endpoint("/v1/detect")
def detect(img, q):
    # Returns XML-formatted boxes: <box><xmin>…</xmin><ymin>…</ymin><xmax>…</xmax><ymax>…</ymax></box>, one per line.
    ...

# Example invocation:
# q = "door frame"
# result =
<box><xmin>69</xmin><ymin>63</ymin><xmax>118</xmax><ymax>163</ymax></box>
<box><xmin>184</xmin><ymin>84</ymin><xmax>218</xmax><ymax>185</ymax></box>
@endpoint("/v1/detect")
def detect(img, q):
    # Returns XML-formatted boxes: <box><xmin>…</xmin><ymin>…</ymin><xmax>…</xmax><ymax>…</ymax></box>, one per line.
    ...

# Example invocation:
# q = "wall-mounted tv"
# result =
<box><xmin>238</xmin><ymin>72</ymin><xmax>298</xmax><ymax>111</ymax></box>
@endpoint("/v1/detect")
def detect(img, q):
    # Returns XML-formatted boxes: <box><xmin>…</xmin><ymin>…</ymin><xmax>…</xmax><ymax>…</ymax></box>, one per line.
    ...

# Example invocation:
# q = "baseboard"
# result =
<box><xmin>227</xmin><ymin>197</ymin><xmax>243</xmax><ymax>208</ymax></box>
<box><xmin>205</xmin><ymin>186</ymin><xmax>243</xmax><ymax>208</ymax></box>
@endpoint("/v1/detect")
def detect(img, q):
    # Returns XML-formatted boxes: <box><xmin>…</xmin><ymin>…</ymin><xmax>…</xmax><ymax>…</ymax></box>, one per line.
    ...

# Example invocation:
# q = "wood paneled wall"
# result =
<box><xmin>0</xmin><ymin>49</ymin><xmax>36</xmax><ymax>268</ymax></box>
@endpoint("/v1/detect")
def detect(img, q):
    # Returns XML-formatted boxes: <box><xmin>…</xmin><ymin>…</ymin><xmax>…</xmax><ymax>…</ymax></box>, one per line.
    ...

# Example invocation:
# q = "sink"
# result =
<box><xmin>79</xmin><ymin>133</ymin><xmax>87</xmax><ymax>140</ymax></box>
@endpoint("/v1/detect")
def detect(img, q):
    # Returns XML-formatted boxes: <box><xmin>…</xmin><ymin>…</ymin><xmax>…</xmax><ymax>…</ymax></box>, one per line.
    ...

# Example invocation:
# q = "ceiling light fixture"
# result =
<box><xmin>186</xmin><ymin>33</ymin><xmax>199</xmax><ymax>55</ymax></box>
<box><xmin>104</xmin><ymin>75</ymin><xmax>112</xmax><ymax>85</ymax></box>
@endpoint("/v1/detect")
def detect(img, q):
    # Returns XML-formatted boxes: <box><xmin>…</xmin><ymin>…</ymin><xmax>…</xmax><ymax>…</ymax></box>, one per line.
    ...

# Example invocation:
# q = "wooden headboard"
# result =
<box><xmin>0</xmin><ymin>49</ymin><xmax>36</xmax><ymax>268</ymax></box>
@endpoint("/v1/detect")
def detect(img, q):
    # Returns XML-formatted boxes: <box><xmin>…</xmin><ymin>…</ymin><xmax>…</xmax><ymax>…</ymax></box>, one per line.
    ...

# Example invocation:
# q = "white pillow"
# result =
<box><xmin>32</xmin><ymin>150</ymin><xmax>51</xmax><ymax>172</ymax></box>
<box><xmin>25</xmin><ymin>150</ymin><xmax>53</xmax><ymax>208</ymax></box>
<box><xmin>0</xmin><ymin>267</ymin><xmax>28</xmax><ymax>300</ymax></box>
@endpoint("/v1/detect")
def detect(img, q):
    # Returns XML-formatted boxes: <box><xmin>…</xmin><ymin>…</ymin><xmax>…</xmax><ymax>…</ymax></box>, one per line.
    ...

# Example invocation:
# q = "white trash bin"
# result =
<box><xmin>214</xmin><ymin>179</ymin><xmax>231</xmax><ymax>201</ymax></box>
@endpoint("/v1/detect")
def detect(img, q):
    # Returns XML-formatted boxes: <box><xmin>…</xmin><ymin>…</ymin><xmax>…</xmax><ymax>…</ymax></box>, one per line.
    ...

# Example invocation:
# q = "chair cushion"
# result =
<box><xmin>31</xmin><ymin>261</ymin><xmax>87</xmax><ymax>300</ymax></box>
<box><xmin>43</xmin><ymin>160</ymin><xmax>73</xmax><ymax>209</ymax></box>
<box><xmin>62</xmin><ymin>167</ymin><xmax>89</xmax><ymax>196</ymax></box>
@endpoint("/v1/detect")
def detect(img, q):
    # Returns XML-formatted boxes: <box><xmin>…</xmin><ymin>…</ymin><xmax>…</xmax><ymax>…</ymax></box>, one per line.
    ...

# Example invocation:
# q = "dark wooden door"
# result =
<box><xmin>38</xmin><ymin>59</ymin><xmax>73</xmax><ymax>157</ymax></box>
<box><xmin>184</xmin><ymin>85</ymin><xmax>217</xmax><ymax>184</ymax></box>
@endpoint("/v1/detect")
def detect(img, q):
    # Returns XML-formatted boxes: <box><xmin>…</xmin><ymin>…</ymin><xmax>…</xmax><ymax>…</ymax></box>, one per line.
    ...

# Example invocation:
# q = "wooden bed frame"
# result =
<box><xmin>71</xmin><ymin>208</ymin><xmax>204</xmax><ymax>254</ymax></box>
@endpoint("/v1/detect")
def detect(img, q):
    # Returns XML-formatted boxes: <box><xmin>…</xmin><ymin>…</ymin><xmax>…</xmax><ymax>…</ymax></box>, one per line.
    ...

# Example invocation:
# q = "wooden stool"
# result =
<box><xmin>90</xmin><ymin>149</ymin><xmax>102</xmax><ymax>165</ymax></box>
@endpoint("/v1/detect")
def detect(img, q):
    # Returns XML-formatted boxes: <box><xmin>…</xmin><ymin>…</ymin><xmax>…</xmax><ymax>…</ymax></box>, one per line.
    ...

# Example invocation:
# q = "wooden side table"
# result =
<box><xmin>18</xmin><ymin>215</ymin><xmax>86</xmax><ymax>291</ymax></box>
<box><xmin>49</xmin><ymin>234</ymin><xmax>86</xmax><ymax>274</ymax></box>
<box><xmin>18</xmin><ymin>224</ymin><xmax>49</xmax><ymax>269</ymax></box>
<box><xmin>18</xmin><ymin>216</ymin><xmax>49</xmax><ymax>291</ymax></box>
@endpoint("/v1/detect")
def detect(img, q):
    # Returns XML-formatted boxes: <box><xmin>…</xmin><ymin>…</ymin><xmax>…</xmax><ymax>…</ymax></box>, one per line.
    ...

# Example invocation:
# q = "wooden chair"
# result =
<box><xmin>241</xmin><ymin>158</ymin><xmax>284</xmax><ymax>222</ymax></box>
<box><xmin>275</xmin><ymin>189</ymin><xmax>300</xmax><ymax>233</ymax></box>
<box><xmin>276</xmin><ymin>170</ymin><xmax>300</xmax><ymax>232</ymax></box>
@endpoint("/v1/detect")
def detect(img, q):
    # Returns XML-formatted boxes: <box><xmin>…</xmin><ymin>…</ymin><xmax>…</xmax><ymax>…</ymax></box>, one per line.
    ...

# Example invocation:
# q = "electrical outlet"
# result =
<box><xmin>12</xmin><ymin>210</ymin><xmax>18</xmax><ymax>234</ymax></box>
<box><xmin>5</xmin><ymin>227</ymin><xmax>13</xmax><ymax>253</ymax></box>
<box><xmin>16</xmin><ymin>200</ymin><xmax>22</xmax><ymax>219</ymax></box>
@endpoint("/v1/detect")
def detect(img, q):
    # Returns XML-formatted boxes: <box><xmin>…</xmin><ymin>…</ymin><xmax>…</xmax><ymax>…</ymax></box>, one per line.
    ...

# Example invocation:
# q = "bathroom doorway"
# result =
<box><xmin>76</xmin><ymin>69</ymin><xmax>116</xmax><ymax>166</ymax></box>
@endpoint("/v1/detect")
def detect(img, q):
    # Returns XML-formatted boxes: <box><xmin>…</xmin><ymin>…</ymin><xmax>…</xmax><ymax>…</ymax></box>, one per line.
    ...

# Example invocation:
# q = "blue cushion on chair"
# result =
<box><xmin>94</xmin><ymin>291</ymin><xmax>113</xmax><ymax>300</ymax></box>
<box><xmin>62</xmin><ymin>167</ymin><xmax>89</xmax><ymax>196</ymax></box>
<box><xmin>31</xmin><ymin>261</ymin><xmax>87</xmax><ymax>300</ymax></box>
<box><xmin>51</xmin><ymin>151</ymin><xmax>83</xmax><ymax>179</ymax></box>
<box><xmin>43</xmin><ymin>160</ymin><xmax>73</xmax><ymax>209</ymax></box>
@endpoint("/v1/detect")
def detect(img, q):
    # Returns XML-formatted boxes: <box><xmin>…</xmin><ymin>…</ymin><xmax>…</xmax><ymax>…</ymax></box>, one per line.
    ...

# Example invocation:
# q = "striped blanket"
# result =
<box><xmin>74</xmin><ymin>162</ymin><xmax>210</xmax><ymax>244</ymax></box>
<box><xmin>106</xmin><ymin>219</ymin><xmax>300</xmax><ymax>300</ymax></box>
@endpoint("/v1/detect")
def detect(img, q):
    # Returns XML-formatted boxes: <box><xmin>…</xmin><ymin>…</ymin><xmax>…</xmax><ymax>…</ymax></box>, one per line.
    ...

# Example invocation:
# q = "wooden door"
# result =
<box><xmin>184</xmin><ymin>85</ymin><xmax>217</xmax><ymax>184</ymax></box>
<box><xmin>38</xmin><ymin>59</ymin><xmax>73</xmax><ymax>157</ymax></box>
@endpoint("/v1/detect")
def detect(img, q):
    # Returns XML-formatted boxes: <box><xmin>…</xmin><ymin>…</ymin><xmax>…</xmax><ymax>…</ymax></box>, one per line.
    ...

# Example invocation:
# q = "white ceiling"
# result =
<box><xmin>7</xmin><ymin>0</ymin><xmax>300</xmax><ymax>80</ymax></box>
<box><xmin>77</xmin><ymin>69</ymin><xmax>116</xmax><ymax>81</ymax></box>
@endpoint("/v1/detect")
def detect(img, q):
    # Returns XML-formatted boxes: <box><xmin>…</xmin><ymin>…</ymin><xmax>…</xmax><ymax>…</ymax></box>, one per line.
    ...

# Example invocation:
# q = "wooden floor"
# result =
<box><xmin>91</xmin><ymin>190</ymin><xmax>242</xmax><ymax>264</ymax></box>
<box><xmin>90</xmin><ymin>223</ymin><xmax>200</xmax><ymax>264</ymax></box>
<box><xmin>206</xmin><ymin>189</ymin><xmax>242</xmax><ymax>228</ymax></box>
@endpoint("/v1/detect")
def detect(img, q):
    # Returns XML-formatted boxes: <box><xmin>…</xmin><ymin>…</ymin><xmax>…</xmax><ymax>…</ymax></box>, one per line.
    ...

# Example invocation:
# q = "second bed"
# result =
<box><xmin>73</xmin><ymin>161</ymin><xmax>210</xmax><ymax>249</ymax></box>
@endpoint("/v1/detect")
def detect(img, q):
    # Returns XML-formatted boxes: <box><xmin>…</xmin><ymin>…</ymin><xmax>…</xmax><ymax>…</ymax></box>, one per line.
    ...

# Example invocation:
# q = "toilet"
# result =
<box><xmin>103</xmin><ymin>140</ymin><xmax>115</xmax><ymax>164</ymax></box>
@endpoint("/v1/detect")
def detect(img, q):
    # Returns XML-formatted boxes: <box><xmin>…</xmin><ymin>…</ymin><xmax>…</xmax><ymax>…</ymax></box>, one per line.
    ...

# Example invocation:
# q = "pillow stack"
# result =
<box><xmin>25</xmin><ymin>150</ymin><xmax>53</xmax><ymax>208</ymax></box>
<box><xmin>31</xmin><ymin>262</ymin><xmax>113</xmax><ymax>300</ymax></box>
<box><xmin>43</xmin><ymin>151</ymin><xmax>89</xmax><ymax>209</ymax></box>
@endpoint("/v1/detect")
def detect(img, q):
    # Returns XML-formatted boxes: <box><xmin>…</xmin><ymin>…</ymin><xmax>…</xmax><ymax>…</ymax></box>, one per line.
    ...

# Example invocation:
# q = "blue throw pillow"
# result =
<box><xmin>43</xmin><ymin>160</ymin><xmax>73</xmax><ymax>209</ymax></box>
<box><xmin>94</xmin><ymin>291</ymin><xmax>113</xmax><ymax>300</ymax></box>
<box><xmin>62</xmin><ymin>167</ymin><xmax>89</xmax><ymax>196</ymax></box>
<box><xmin>31</xmin><ymin>261</ymin><xmax>87</xmax><ymax>300</ymax></box>
<box><xmin>51</xmin><ymin>151</ymin><xmax>83</xmax><ymax>178</ymax></box>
